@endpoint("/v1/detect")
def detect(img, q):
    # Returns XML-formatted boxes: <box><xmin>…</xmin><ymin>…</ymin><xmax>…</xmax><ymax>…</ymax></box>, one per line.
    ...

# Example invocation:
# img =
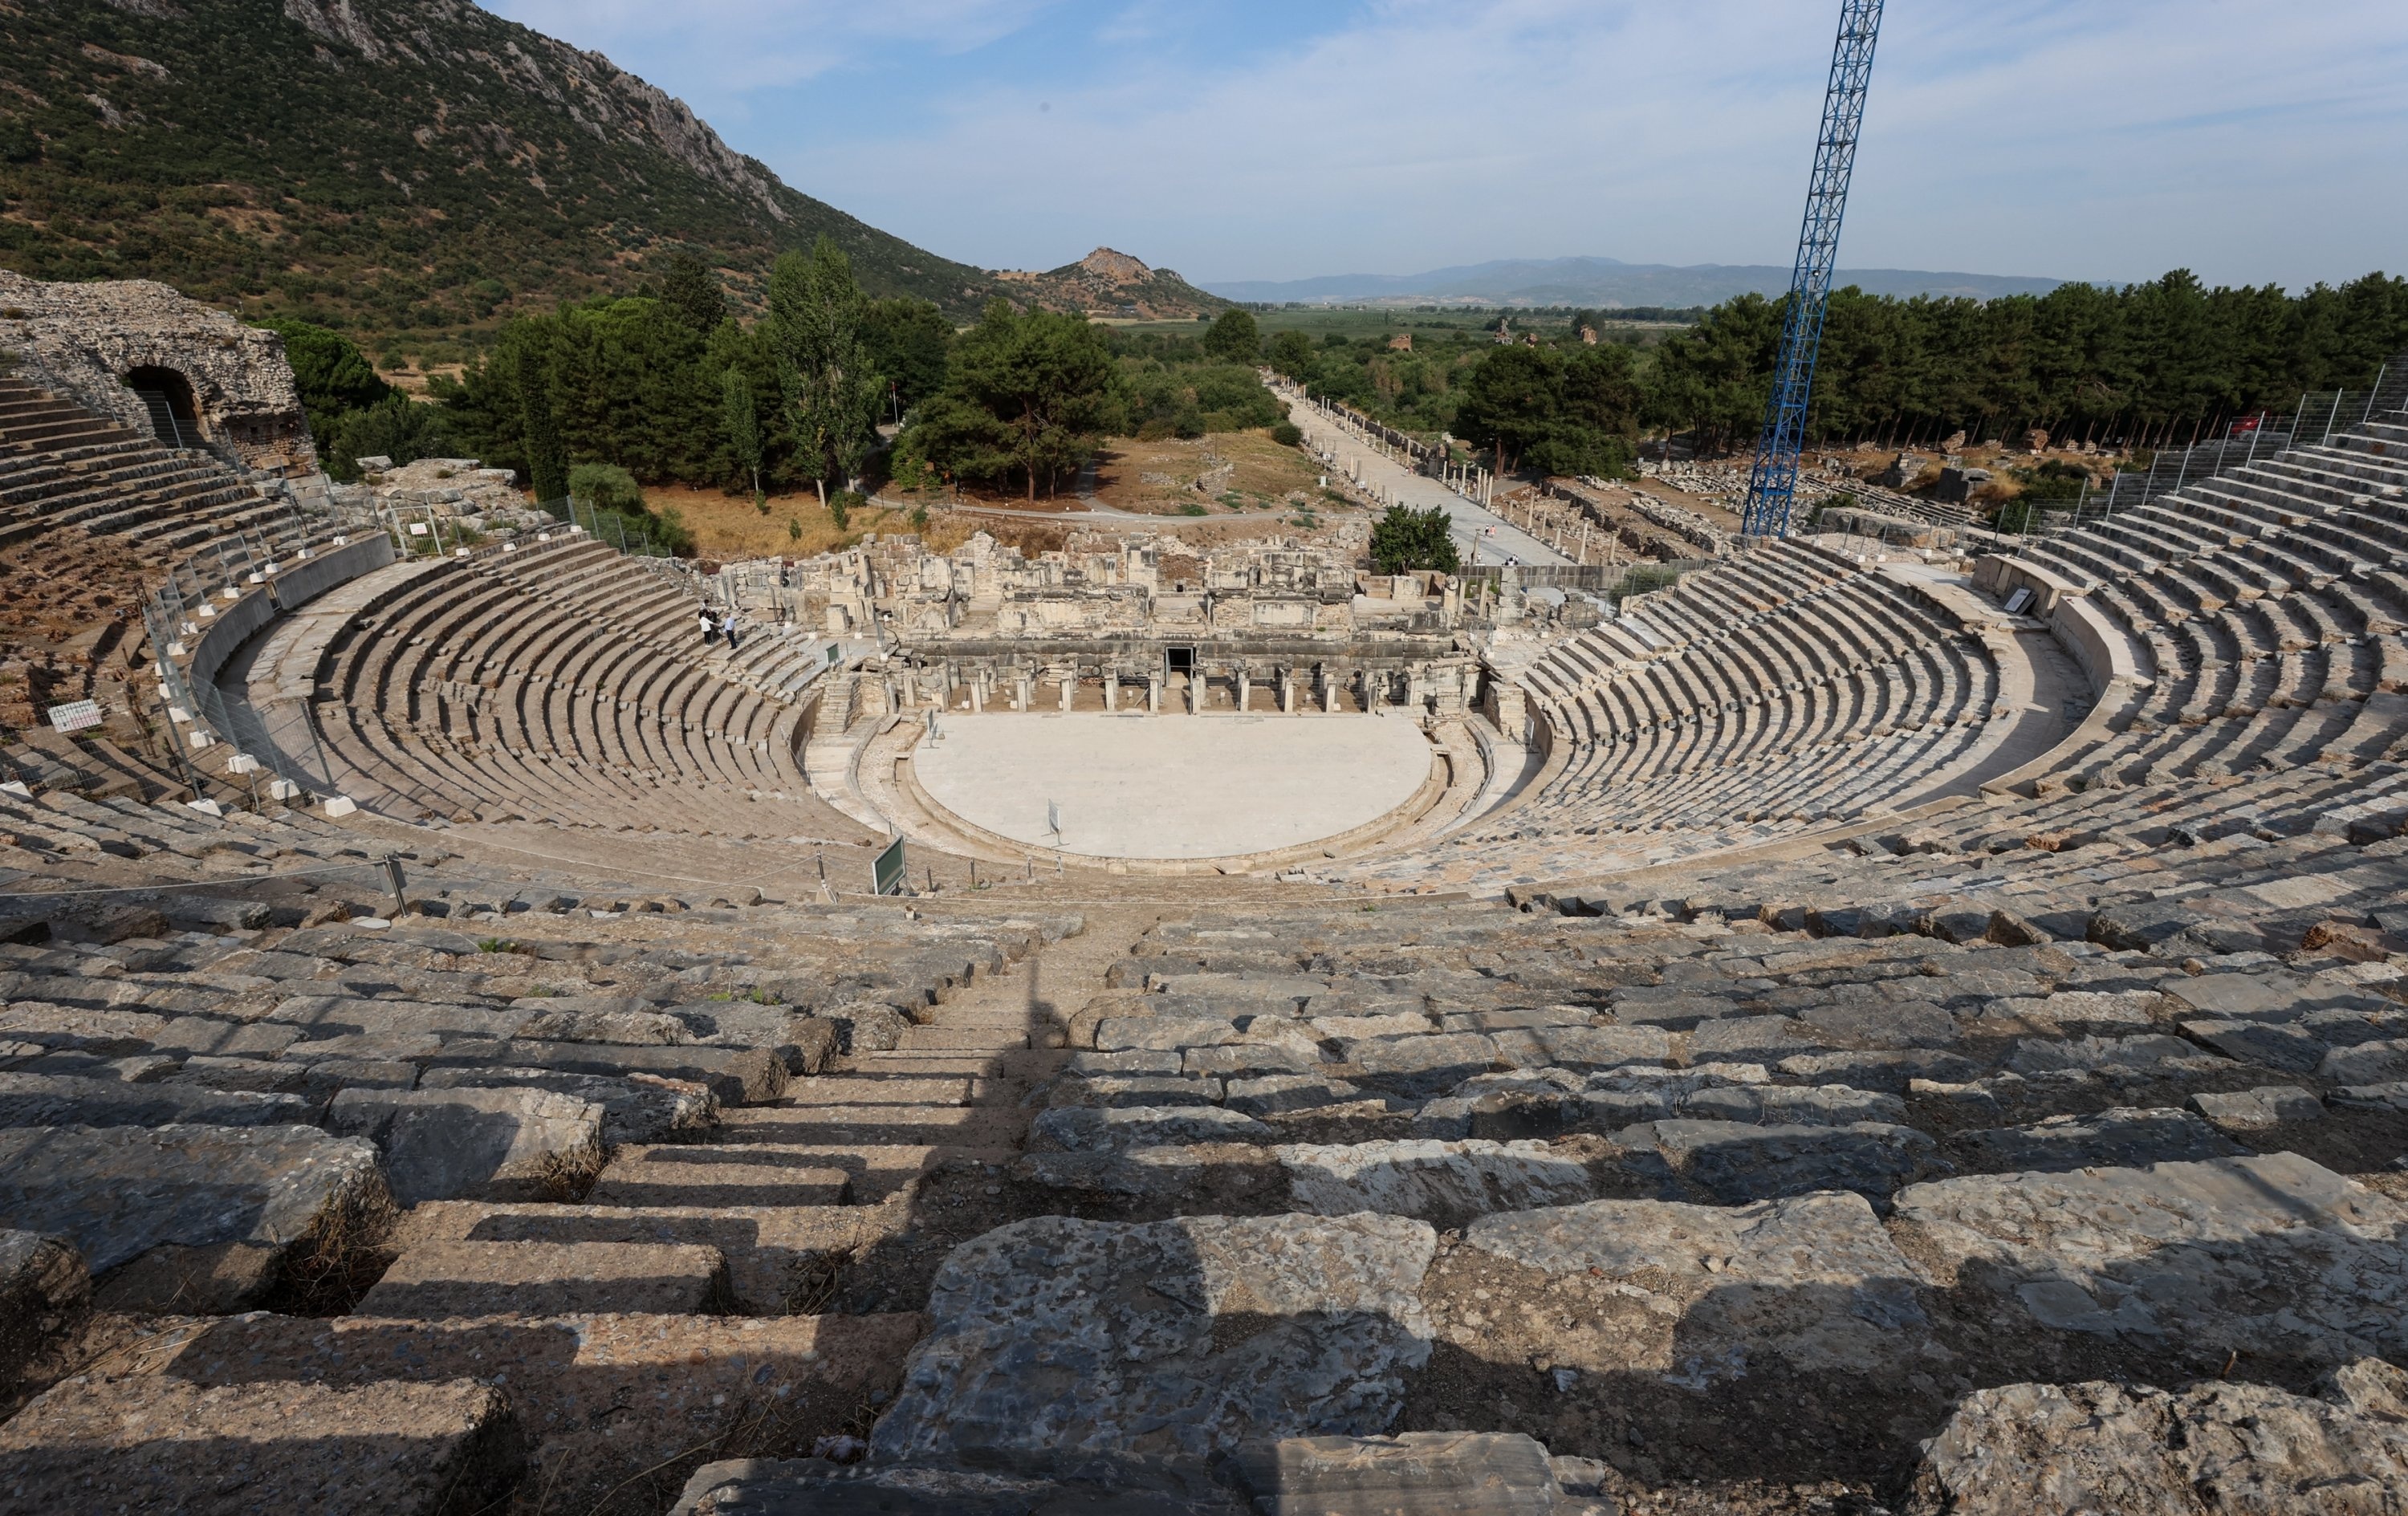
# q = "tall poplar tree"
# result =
<box><xmin>722</xmin><ymin>367</ymin><xmax>765</xmax><ymax>511</ymax></box>
<box><xmin>765</xmin><ymin>237</ymin><xmax>884</xmax><ymax>506</ymax></box>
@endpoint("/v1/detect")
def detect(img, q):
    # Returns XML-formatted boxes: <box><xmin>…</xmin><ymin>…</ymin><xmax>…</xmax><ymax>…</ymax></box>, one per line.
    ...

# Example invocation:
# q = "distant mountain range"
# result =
<box><xmin>1202</xmin><ymin>256</ymin><xmax>2070</xmax><ymax>309</ymax></box>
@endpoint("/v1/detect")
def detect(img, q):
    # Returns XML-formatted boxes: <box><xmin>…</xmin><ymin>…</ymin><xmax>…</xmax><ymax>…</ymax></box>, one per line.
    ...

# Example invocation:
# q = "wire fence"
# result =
<box><xmin>1959</xmin><ymin>372</ymin><xmax>2406</xmax><ymax>555</ymax></box>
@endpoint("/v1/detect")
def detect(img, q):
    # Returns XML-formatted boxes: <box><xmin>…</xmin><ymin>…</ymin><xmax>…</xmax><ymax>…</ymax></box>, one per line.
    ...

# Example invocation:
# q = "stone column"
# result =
<box><xmin>1321</xmin><ymin>669</ymin><xmax>1336</xmax><ymax>713</ymax></box>
<box><xmin>1148</xmin><ymin>675</ymin><xmax>1161</xmax><ymax>714</ymax></box>
<box><xmin>1059</xmin><ymin>671</ymin><xmax>1073</xmax><ymax>711</ymax></box>
<box><xmin>1282</xmin><ymin>669</ymin><xmax>1297</xmax><ymax>714</ymax></box>
<box><xmin>1236</xmin><ymin>670</ymin><xmax>1251</xmax><ymax>713</ymax></box>
<box><xmin>1104</xmin><ymin>674</ymin><xmax>1118</xmax><ymax>713</ymax></box>
<box><xmin>1015</xmin><ymin>676</ymin><xmax>1031</xmax><ymax>712</ymax></box>
<box><xmin>1187</xmin><ymin>674</ymin><xmax>1201</xmax><ymax>715</ymax></box>
<box><xmin>969</xmin><ymin>677</ymin><xmax>985</xmax><ymax>713</ymax></box>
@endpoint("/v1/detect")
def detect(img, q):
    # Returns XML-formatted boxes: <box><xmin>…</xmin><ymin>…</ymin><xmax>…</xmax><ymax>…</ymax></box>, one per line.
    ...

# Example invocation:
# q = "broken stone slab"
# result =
<box><xmin>1276</xmin><ymin>1140</ymin><xmax>1597</xmax><ymax>1229</ymax></box>
<box><xmin>1182</xmin><ymin>1043</ymin><xmax>1325</xmax><ymax>1079</ymax></box>
<box><xmin>1230</xmin><ymin>1432</ymin><xmax>1583</xmax><ymax>1516</ymax></box>
<box><xmin>0</xmin><ymin>1071</ymin><xmax>311</xmax><ymax>1129</ymax></box>
<box><xmin>0</xmin><ymin>1229</ymin><xmax>86</xmax><ymax>1416</ymax></box>
<box><xmin>1950</xmin><ymin>1108</ymin><xmax>2243</xmax><ymax>1174</ymax></box>
<box><xmin>161</xmin><ymin>1311</ymin><xmax>922</xmax><ymax>1516</ymax></box>
<box><xmin>421</xmin><ymin>1038</ymin><xmax>787</xmax><ymax>1103</ymax></box>
<box><xmin>0</xmin><ymin>1374</ymin><xmax>523</xmax><ymax>1514</ymax></box>
<box><xmin>1030</xmin><ymin>1104</ymin><xmax>1275</xmax><ymax>1153</ymax></box>
<box><xmin>1343</xmin><ymin>1033</ymin><xmax>1504</xmax><ymax>1097</ymax></box>
<box><xmin>1096</xmin><ymin>1016</ymin><xmax>1240</xmax><ymax>1053</ymax></box>
<box><xmin>356</xmin><ymin>1238</ymin><xmax>730</xmax><ymax>1316</ymax></box>
<box><xmin>1531</xmin><ymin>1025</ymin><xmax>1672</xmax><ymax>1071</ymax></box>
<box><xmin>1906</xmin><ymin>1359</ymin><xmax>2408</xmax><ymax>1516</ymax></box>
<box><xmin>2181</xmin><ymin>1017</ymin><xmax>2326</xmax><ymax>1071</ymax></box>
<box><xmin>2163</xmin><ymin>969</ymin><xmax>2390</xmax><ymax>1022</ymax></box>
<box><xmin>2331</xmin><ymin>1081</ymin><xmax>2408</xmax><ymax>1112</ymax></box>
<box><xmin>1048</xmin><ymin>1075</ymin><xmax>1224</xmax><ymax>1110</ymax></box>
<box><xmin>669</xmin><ymin>1453</ymin><xmax>1252</xmax><ymax>1516</ymax></box>
<box><xmin>1440</xmin><ymin>1007</ymin><xmax>1598</xmax><ymax>1034</ymax></box>
<box><xmin>1985</xmin><ymin>990</ymin><xmax>2164</xmax><ymax>1033</ymax></box>
<box><xmin>0</xmin><ymin>1123</ymin><xmax>385</xmax><ymax>1279</ymax></box>
<box><xmin>1685</xmin><ymin>1014</ymin><xmax>1832</xmax><ymax>1065</ymax></box>
<box><xmin>1892</xmin><ymin>1153</ymin><xmax>2408</xmax><ymax>1368</ymax></box>
<box><xmin>1313</xmin><ymin>1014</ymin><xmax>1437</xmax><ymax>1041</ymax></box>
<box><xmin>1066</xmin><ymin>1050</ymin><xmax>1185</xmax><ymax>1077</ymax></box>
<box><xmin>1678</xmin><ymin>1083</ymin><xmax>1906</xmax><ymax>1128</ymax></box>
<box><xmin>869</xmin><ymin>1212</ymin><xmax>1437</xmax><ymax>1461</ymax></box>
<box><xmin>327</xmin><ymin>1087</ymin><xmax>604</xmax><ymax>1207</ymax></box>
<box><xmin>2006</xmin><ymin>1033</ymin><xmax>2234</xmax><ymax>1076</ymax></box>
<box><xmin>2317</xmin><ymin>1038</ymin><xmax>2408</xmax><ymax>1083</ymax></box>
<box><xmin>268</xmin><ymin>994</ymin><xmax>528</xmax><ymax>1043</ymax></box>
<box><xmin>1629</xmin><ymin>1119</ymin><xmax>1946</xmax><ymax>1209</ymax></box>
<box><xmin>417</xmin><ymin>1065</ymin><xmax>718</xmax><ymax>1145</ymax></box>
<box><xmin>2089</xmin><ymin>900</ymin><xmax>2206</xmax><ymax>953</ymax></box>
<box><xmin>2190</xmin><ymin>1085</ymin><xmax>2325</xmax><ymax>1129</ymax></box>
<box><xmin>1226</xmin><ymin>1074</ymin><xmax>1373</xmax><ymax>1117</ymax></box>
<box><xmin>1797</xmin><ymin>1000</ymin><xmax>1961</xmax><ymax>1049</ymax></box>
<box><xmin>514</xmin><ymin>1004</ymin><xmax>694</xmax><ymax>1045</ymax></box>
<box><xmin>1450</xmin><ymin>1191</ymin><xmax>1934</xmax><ymax>1386</ymax></box>
<box><xmin>1775</xmin><ymin>1048</ymin><xmax>1982</xmax><ymax>1091</ymax></box>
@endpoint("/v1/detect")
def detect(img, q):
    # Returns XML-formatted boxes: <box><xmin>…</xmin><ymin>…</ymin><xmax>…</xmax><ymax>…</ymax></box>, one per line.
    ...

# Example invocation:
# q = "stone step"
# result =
<box><xmin>774</xmin><ymin>1073</ymin><xmax>971</xmax><ymax>1107</ymax></box>
<box><xmin>394</xmin><ymin>1201</ymin><xmax>879</xmax><ymax>1316</ymax></box>
<box><xmin>588</xmin><ymin>1144</ymin><xmax>854</xmax><ymax>1207</ymax></box>
<box><xmin>852</xmin><ymin>1051</ymin><xmax>1021</xmax><ymax>1079</ymax></box>
<box><xmin>713</xmin><ymin>1103</ymin><xmax>1028</xmax><ymax>1148</ymax></box>
<box><xmin>150</xmin><ymin>1310</ymin><xmax>925</xmax><ymax>1516</ymax></box>
<box><xmin>356</xmin><ymin>1238</ymin><xmax>730</xmax><ymax>1317</ymax></box>
<box><xmin>897</xmin><ymin>1025</ymin><xmax>1030</xmax><ymax>1051</ymax></box>
<box><xmin>0</xmin><ymin>1375</ymin><xmax>523</xmax><ymax>1515</ymax></box>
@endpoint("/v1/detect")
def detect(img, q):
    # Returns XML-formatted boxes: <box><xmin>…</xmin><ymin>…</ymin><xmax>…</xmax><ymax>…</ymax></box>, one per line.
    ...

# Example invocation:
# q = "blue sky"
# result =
<box><xmin>486</xmin><ymin>0</ymin><xmax>2408</xmax><ymax>291</ymax></box>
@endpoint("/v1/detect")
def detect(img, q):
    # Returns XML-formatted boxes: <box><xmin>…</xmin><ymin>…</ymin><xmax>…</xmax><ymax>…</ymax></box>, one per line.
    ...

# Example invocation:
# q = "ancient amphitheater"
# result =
<box><xmin>1</xmin><ymin>281</ymin><xmax>2406</xmax><ymax>1514</ymax></box>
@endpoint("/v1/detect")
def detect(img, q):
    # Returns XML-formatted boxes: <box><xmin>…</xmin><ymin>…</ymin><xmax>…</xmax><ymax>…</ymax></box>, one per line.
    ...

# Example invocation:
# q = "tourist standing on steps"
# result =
<box><xmin>723</xmin><ymin>611</ymin><xmax>743</xmax><ymax>653</ymax></box>
<box><xmin>698</xmin><ymin>606</ymin><xmax>719</xmax><ymax>646</ymax></box>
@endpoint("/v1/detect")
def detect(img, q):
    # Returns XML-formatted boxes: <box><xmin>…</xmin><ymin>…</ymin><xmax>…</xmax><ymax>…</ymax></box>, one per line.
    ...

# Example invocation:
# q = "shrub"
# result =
<box><xmin>1270</xmin><ymin>421</ymin><xmax>1304</xmax><ymax>448</ymax></box>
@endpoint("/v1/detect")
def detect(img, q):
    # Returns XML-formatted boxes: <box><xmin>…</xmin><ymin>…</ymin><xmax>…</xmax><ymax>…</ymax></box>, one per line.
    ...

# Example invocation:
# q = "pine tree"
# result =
<box><xmin>655</xmin><ymin>250</ymin><xmax>728</xmax><ymax>335</ymax></box>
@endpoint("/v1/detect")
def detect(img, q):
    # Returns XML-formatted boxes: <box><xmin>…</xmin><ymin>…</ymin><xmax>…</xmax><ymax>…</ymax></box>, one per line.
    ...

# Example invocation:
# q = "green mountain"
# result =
<box><xmin>0</xmin><ymin>0</ymin><xmax>1001</xmax><ymax>355</ymax></box>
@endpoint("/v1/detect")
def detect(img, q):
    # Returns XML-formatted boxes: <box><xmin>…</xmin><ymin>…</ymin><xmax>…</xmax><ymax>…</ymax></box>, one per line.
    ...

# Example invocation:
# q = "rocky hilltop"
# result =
<box><xmin>0</xmin><ymin>0</ymin><xmax>998</xmax><ymax>333</ymax></box>
<box><xmin>993</xmin><ymin>247</ymin><xmax>1234</xmax><ymax>320</ymax></box>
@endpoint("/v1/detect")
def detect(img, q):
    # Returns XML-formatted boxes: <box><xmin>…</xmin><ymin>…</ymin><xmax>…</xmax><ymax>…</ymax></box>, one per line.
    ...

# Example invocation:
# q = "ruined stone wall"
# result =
<box><xmin>714</xmin><ymin>529</ymin><xmax>1454</xmax><ymax>644</ymax></box>
<box><xmin>0</xmin><ymin>270</ymin><xmax>319</xmax><ymax>477</ymax></box>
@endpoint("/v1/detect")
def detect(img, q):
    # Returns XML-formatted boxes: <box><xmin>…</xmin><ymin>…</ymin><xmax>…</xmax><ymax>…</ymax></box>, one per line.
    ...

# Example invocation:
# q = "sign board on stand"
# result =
<box><xmin>872</xmin><ymin>835</ymin><xmax>908</xmax><ymax>896</ymax></box>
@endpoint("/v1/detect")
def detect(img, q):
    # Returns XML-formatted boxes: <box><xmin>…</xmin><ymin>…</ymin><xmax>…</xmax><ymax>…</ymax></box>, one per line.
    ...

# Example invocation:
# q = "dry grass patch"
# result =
<box><xmin>1091</xmin><ymin>429</ymin><xmax>1324</xmax><ymax>514</ymax></box>
<box><xmin>645</xmin><ymin>486</ymin><xmax>923</xmax><ymax>560</ymax></box>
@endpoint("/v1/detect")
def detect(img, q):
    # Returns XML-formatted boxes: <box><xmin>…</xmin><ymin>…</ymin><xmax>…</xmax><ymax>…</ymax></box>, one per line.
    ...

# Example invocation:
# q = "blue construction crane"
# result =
<box><xmin>1741</xmin><ymin>0</ymin><xmax>1885</xmax><ymax>539</ymax></box>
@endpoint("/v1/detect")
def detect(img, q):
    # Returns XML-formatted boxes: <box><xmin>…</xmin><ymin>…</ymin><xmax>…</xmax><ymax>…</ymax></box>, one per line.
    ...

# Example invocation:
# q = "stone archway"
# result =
<box><xmin>122</xmin><ymin>365</ymin><xmax>203</xmax><ymax>448</ymax></box>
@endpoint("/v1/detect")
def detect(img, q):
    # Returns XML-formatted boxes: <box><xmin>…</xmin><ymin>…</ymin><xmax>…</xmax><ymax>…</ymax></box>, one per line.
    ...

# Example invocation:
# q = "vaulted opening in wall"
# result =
<box><xmin>122</xmin><ymin>366</ymin><xmax>201</xmax><ymax>449</ymax></box>
<box><xmin>1164</xmin><ymin>646</ymin><xmax>1195</xmax><ymax>676</ymax></box>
